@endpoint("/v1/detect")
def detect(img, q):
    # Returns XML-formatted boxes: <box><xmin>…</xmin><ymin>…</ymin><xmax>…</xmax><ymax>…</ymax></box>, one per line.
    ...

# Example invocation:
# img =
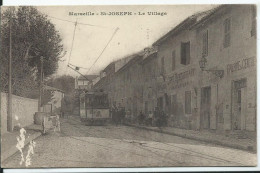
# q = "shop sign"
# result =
<box><xmin>170</xmin><ymin>81</ymin><xmax>192</xmax><ymax>90</ymax></box>
<box><xmin>169</xmin><ymin>68</ymin><xmax>195</xmax><ymax>82</ymax></box>
<box><xmin>168</xmin><ymin>68</ymin><xmax>195</xmax><ymax>90</ymax></box>
<box><xmin>227</xmin><ymin>57</ymin><xmax>255</xmax><ymax>75</ymax></box>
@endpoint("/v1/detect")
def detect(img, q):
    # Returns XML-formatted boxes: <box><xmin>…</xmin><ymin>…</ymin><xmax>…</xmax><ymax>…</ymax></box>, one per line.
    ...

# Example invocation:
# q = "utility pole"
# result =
<box><xmin>38</xmin><ymin>56</ymin><xmax>44</xmax><ymax>111</ymax></box>
<box><xmin>7</xmin><ymin>15</ymin><xmax>13</xmax><ymax>132</ymax></box>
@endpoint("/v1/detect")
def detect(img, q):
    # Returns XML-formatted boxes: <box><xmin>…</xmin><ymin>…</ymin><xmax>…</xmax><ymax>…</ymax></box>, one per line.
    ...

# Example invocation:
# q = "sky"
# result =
<box><xmin>37</xmin><ymin>5</ymin><xmax>217</xmax><ymax>77</ymax></box>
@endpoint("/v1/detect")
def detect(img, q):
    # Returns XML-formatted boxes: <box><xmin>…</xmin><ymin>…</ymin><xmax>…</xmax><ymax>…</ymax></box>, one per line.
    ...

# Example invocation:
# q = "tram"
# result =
<box><xmin>79</xmin><ymin>90</ymin><xmax>110</xmax><ymax>125</ymax></box>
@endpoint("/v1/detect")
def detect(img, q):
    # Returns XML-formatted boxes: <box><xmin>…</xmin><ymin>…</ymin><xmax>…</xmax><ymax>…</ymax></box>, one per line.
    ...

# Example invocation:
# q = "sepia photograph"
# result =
<box><xmin>0</xmin><ymin>4</ymin><xmax>257</xmax><ymax>168</ymax></box>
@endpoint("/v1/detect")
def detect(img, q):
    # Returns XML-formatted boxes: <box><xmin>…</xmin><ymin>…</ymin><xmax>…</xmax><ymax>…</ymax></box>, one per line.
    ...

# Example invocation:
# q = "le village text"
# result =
<box><xmin>68</xmin><ymin>11</ymin><xmax>167</xmax><ymax>16</ymax></box>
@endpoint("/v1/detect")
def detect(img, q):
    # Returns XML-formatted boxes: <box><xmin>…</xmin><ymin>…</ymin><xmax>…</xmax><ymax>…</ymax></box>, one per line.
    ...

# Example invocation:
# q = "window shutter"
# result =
<box><xmin>224</xmin><ymin>18</ymin><xmax>231</xmax><ymax>48</ymax></box>
<box><xmin>185</xmin><ymin>91</ymin><xmax>191</xmax><ymax>114</ymax></box>
<box><xmin>202</xmin><ymin>30</ymin><xmax>208</xmax><ymax>57</ymax></box>
<box><xmin>181</xmin><ymin>42</ymin><xmax>186</xmax><ymax>65</ymax></box>
<box><xmin>185</xmin><ymin>42</ymin><xmax>190</xmax><ymax>65</ymax></box>
<box><xmin>172</xmin><ymin>51</ymin><xmax>175</xmax><ymax>71</ymax></box>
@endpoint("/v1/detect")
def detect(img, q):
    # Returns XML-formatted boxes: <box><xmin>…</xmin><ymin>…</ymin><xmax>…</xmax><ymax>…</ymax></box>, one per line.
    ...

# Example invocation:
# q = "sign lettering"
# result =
<box><xmin>227</xmin><ymin>57</ymin><xmax>255</xmax><ymax>74</ymax></box>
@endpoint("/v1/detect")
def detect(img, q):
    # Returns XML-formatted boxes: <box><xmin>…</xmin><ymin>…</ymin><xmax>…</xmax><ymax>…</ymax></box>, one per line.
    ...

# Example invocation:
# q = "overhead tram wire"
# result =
<box><xmin>69</xmin><ymin>63</ymin><xmax>89</xmax><ymax>70</ymax></box>
<box><xmin>47</xmin><ymin>15</ymin><xmax>117</xmax><ymax>75</ymax></box>
<box><xmin>65</xmin><ymin>19</ymin><xmax>78</xmax><ymax>74</ymax></box>
<box><xmin>86</xmin><ymin>27</ymin><xmax>119</xmax><ymax>74</ymax></box>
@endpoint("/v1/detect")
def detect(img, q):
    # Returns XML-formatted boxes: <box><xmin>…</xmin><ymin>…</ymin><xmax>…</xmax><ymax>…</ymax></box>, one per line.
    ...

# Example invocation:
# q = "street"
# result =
<box><xmin>2</xmin><ymin>116</ymin><xmax>257</xmax><ymax>168</ymax></box>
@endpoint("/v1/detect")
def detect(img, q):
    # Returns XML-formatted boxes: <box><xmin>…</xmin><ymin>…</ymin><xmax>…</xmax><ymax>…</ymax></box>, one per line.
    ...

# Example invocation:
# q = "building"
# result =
<box><xmin>75</xmin><ymin>75</ymin><xmax>99</xmax><ymax>90</ymax></box>
<box><xmin>153</xmin><ymin>10</ymin><xmax>211</xmax><ymax>129</ymax></box>
<box><xmin>92</xmin><ymin>5</ymin><xmax>256</xmax><ymax>132</ymax></box>
<box><xmin>43</xmin><ymin>85</ymin><xmax>65</xmax><ymax>114</ymax></box>
<box><xmin>152</xmin><ymin>4</ymin><xmax>256</xmax><ymax>131</ymax></box>
<box><xmin>192</xmin><ymin>5</ymin><xmax>256</xmax><ymax>131</ymax></box>
<box><xmin>112</xmin><ymin>53</ymin><xmax>143</xmax><ymax>119</ymax></box>
<box><xmin>94</xmin><ymin>52</ymin><xmax>144</xmax><ymax>119</ymax></box>
<box><xmin>141</xmin><ymin>47</ymin><xmax>158</xmax><ymax>116</ymax></box>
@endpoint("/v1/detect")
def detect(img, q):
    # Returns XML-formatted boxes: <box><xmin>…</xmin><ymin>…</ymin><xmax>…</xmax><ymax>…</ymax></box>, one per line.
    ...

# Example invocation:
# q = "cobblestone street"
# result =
<box><xmin>2</xmin><ymin>116</ymin><xmax>257</xmax><ymax>168</ymax></box>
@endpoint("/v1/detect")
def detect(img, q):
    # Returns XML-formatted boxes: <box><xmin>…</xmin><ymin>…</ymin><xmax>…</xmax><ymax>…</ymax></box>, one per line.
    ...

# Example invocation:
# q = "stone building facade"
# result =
<box><xmin>153</xmin><ymin>12</ymin><xmax>208</xmax><ymax>130</ymax></box>
<box><xmin>94</xmin><ymin>5</ymin><xmax>256</xmax><ymax>132</ymax></box>
<box><xmin>193</xmin><ymin>5</ymin><xmax>256</xmax><ymax>131</ymax></box>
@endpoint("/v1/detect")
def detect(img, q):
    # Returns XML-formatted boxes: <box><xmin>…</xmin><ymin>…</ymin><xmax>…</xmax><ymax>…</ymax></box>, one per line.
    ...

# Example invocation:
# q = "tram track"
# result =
<box><xmin>61</xmin><ymin>117</ymin><xmax>247</xmax><ymax>166</ymax></box>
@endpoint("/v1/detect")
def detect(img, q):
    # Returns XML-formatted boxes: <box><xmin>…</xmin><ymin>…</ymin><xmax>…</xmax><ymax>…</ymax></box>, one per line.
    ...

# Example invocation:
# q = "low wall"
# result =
<box><xmin>1</xmin><ymin>92</ymin><xmax>38</xmax><ymax>134</ymax></box>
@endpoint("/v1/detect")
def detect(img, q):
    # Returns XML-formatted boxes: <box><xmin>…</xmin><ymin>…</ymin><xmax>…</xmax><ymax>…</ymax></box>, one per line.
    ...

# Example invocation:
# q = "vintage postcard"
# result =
<box><xmin>0</xmin><ymin>4</ymin><xmax>257</xmax><ymax>168</ymax></box>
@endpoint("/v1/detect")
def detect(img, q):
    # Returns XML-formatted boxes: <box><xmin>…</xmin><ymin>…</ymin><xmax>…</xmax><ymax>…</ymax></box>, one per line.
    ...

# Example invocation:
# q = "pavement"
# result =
<box><xmin>1</xmin><ymin>124</ymin><xmax>42</xmax><ymax>163</ymax></box>
<box><xmin>1</xmin><ymin>116</ymin><xmax>257</xmax><ymax>168</ymax></box>
<box><xmin>125</xmin><ymin>123</ymin><xmax>257</xmax><ymax>153</ymax></box>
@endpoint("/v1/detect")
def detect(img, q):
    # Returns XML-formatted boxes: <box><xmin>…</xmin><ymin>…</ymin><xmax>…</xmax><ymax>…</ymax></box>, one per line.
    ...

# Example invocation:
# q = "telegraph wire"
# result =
<box><xmin>48</xmin><ymin>15</ymin><xmax>114</xmax><ymax>29</ymax></box>
<box><xmin>86</xmin><ymin>27</ymin><xmax>119</xmax><ymax>74</ymax></box>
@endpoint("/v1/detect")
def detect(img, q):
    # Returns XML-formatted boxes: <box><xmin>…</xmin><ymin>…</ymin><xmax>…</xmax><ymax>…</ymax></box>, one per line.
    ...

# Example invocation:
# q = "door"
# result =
<box><xmin>171</xmin><ymin>95</ymin><xmax>178</xmax><ymax>125</ymax></box>
<box><xmin>241</xmin><ymin>87</ymin><xmax>247</xmax><ymax>130</ymax></box>
<box><xmin>144</xmin><ymin>101</ymin><xmax>148</xmax><ymax>115</ymax></box>
<box><xmin>157</xmin><ymin>97</ymin><xmax>163</xmax><ymax>111</ymax></box>
<box><xmin>200</xmin><ymin>86</ymin><xmax>211</xmax><ymax>129</ymax></box>
<box><xmin>234</xmin><ymin>89</ymin><xmax>242</xmax><ymax>130</ymax></box>
<box><xmin>232</xmin><ymin>79</ymin><xmax>247</xmax><ymax>130</ymax></box>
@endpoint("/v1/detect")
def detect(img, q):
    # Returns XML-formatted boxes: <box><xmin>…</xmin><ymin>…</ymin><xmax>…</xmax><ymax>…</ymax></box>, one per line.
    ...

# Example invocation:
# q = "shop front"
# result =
<box><xmin>198</xmin><ymin>56</ymin><xmax>256</xmax><ymax>132</ymax></box>
<box><xmin>166</xmin><ymin>68</ymin><xmax>199</xmax><ymax>130</ymax></box>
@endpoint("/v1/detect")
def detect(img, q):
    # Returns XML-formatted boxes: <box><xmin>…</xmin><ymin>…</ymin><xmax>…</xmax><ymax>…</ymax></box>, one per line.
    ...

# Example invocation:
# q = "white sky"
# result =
<box><xmin>37</xmin><ymin>5</ymin><xmax>217</xmax><ymax>77</ymax></box>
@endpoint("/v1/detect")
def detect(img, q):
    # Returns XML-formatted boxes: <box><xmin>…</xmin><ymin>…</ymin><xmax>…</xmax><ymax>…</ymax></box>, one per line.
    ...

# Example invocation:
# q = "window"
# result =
<box><xmin>172</xmin><ymin>51</ymin><xmax>176</xmax><ymax>71</ymax></box>
<box><xmin>223</xmin><ymin>18</ymin><xmax>231</xmax><ymax>48</ymax></box>
<box><xmin>185</xmin><ymin>91</ymin><xmax>191</xmax><ymax>114</ymax></box>
<box><xmin>181</xmin><ymin>42</ymin><xmax>190</xmax><ymax>65</ymax></box>
<box><xmin>161</xmin><ymin>57</ymin><xmax>165</xmax><ymax>74</ymax></box>
<box><xmin>202</xmin><ymin>30</ymin><xmax>208</xmax><ymax>57</ymax></box>
<box><xmin>251</xmin><ymin>5</ymin><xmax>256</xmax><ymax>37</ymax></box>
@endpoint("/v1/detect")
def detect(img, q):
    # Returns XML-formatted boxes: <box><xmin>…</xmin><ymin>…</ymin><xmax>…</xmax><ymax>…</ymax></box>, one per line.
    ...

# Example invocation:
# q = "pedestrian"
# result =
<box><xmin>114</xmin><ymin>105</ymin><xmax>119</xmax><ymax>126</ymax></box>
<box><xmin>153</xmin><ymin>107</ymin><xmax>159</xmax><ymax>126</ymax></box>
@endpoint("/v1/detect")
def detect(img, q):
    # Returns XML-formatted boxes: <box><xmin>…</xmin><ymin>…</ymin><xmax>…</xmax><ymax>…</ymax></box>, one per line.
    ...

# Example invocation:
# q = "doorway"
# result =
<box><xmin>157</xmin><ymin>97</ymin><xmax>163</xmax><ymax>111</ymax></box>
<box><xmin>171</xmin><ymin>95</ymin><xmax>178</xmax><ymax>121</ymax></box>
<box><xmin>232</xmin><ymin>79</ymin><xmax>247</xmax><ymax>130</ymax></box>
<box><xmin>200</xmin><ymin>86</ymin><xmax>211</xmax><ymax>129</ymax></box>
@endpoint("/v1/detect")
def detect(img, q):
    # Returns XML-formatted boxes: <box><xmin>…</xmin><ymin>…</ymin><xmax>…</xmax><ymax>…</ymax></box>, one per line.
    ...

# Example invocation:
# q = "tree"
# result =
<box><xmin>1</xmin><ymin>7</ymin><xmax>65</xmax><ymax>98</ymax></box>
<box><xmin>46</xmin><ymin>75</ymin><xmax>75</xmax><ymax>95</ymax></box>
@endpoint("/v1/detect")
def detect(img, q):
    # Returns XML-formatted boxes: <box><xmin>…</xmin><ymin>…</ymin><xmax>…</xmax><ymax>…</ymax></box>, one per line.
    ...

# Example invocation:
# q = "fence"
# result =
<box><xmin>1</xmin><ymin>92</ymin><xmax>38</xmax><ymax>134</ymax></box>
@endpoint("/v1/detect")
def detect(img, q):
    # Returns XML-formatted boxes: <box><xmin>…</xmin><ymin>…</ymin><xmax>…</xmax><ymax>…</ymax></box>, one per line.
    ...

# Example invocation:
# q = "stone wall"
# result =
<box><xmin>1</xmin><ymin>92</ymin><xmax>38</xmax><ymax>134</ymax></box>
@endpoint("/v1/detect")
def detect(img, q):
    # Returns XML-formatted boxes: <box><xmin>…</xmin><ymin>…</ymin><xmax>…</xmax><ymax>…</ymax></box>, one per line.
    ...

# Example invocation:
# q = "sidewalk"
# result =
<box><xmin>126</xmin><ymin>123</ymin><xmax>256</xmax><ymax>153</ymax></box>
<box><xmin>1</xmin><ymin>124</ymin><xmax>42</xmax><ymax>162</ymax></box>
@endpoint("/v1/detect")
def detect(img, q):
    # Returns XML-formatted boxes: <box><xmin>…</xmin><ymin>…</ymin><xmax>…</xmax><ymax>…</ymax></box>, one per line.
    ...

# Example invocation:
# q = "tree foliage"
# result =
<box><xmin>46</xmin><ymin>75</ymin><xmax>75</xmax><ymax>95</ymax></box>
<box><xmin>1</xmin><ymin>7</ymin><xmax>64</xmax><ymax>98</ymax></box>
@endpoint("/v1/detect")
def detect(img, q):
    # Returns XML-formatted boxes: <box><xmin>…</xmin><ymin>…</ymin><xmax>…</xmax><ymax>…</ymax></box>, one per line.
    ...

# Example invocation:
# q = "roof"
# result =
<box><xmin>190</xmin><ymin>5</ymin><xmax>229</xmax><ymax>29</ymax></box>
<box><xmin>78</xmin><ymin>75</ymin><xmax>99</xmax><ymax>80</ymax></box>
<box><xmin>141</xmin><ymin>51</ymin><xmax>157</xmax><ymax>65</ymax></box>
<box><xmin>103</xmin><ymin>62</ymin><xmax>115</xmax><ymax>73</ymax></box>
<box><xmin>116</xmin><ymin>54</ymin><xmax>143</xmax><ymax>74</ymax></box>
<box><xmin>43</xmin><ymin>85</ymin><xmax>64</xmax><ymax>93</ymax></box>
<box><xmin>152</xmin><ymin>6</ymin><xmax>219</xmax><ymax>46</ymax></box>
